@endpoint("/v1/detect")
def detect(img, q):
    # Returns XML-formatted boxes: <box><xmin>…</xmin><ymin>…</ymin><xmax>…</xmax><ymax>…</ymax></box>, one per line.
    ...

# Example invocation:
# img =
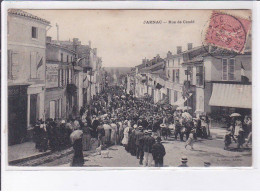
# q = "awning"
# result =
<box><xmin>173</xmin><ymin>93</ymin><xmax>192</xmax><ymax>106</ymax></box>
<box><xmin>209</xmin><ymin>83</ymin><xmax>252</xmax><ymax>109</ymax></box>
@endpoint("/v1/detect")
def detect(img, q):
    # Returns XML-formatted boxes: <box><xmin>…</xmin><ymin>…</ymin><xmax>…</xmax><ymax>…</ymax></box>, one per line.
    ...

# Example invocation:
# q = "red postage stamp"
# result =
<box><xmin>205</xmin><ymin>11</ymin><xmax>251</xmax><ymax>53</ymax></box>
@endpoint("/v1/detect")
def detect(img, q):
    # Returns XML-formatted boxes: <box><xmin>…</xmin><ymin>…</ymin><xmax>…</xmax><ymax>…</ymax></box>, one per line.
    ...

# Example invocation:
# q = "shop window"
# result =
<box><xmin>49</xmin><ymin>101</ymin><xmax>56</xmax><ymax>119</ymax></box>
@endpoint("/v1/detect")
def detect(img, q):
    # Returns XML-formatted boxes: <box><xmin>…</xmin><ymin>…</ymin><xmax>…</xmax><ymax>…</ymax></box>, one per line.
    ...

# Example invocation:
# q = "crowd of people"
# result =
<box><xmin>32</xmin><ymin>85</ymin><xmax>252</xmax><ymax>167</ymax></box>
<box><xmin>224</xmin><ymin>115</ymin><xmax>252</xmax><ymax>150</ymax></box>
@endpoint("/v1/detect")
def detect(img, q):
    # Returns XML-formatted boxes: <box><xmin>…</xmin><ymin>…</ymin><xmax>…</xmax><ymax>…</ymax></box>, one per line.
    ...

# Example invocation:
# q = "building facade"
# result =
<box><xmin>7</xmin><ymin>9</ymin><xmax>50</xmax><ymax>145</ymax></box>
<box><xmin>133</xmin><ymin>42</ymin><xmax>252</xmax><ymax>123</ymax></box>
<box><xmin>45</xmin><ymin>37</ymin><xmax>78</xmax><ymax>120</ymax></box>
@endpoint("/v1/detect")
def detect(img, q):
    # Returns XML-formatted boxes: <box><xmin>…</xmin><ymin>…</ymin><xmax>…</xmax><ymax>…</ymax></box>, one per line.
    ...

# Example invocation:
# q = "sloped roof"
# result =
<box><xmin>140</xmin><ymin>61</ymin><xmax>165</xmax><ymax>73</ymax></box>
<box><xmin>8</xmin><ymin>9</ymin><xmax>50</xmax><ymax>25</ymax></box>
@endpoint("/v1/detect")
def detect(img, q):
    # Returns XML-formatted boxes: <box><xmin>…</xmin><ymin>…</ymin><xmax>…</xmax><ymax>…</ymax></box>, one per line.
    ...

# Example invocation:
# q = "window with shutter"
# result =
<box><xmin>32</xmin><ymin>27</ymin><xmax>38</xmax><ymax>39</ymax></box>
<box><xmin>63</xmin><ymin>69</ymin><xmax>66</xmax><ymax>86</ymax></box>
<box><xmin>228</xmin><ymin>58</ymin><xmax>235</xmax><ymax>80</ymax></box>
<box><xmin>190</xmin><ymin>67</ymin><xmax>193</xmax><ymax>85</ymax></box>
<box><xmin>61</xmin><ymin>53</ymin><xmax>63</xmax><ymax>62</ymax></box>
<box><xmin>61</xmin><ymin>69</ymin><xmax>64</xmax><ymax>86</ymax></box>
<box><xmin>176</xmin><ymin>69</ymin><xmax>180</xmax><ymax>83</ymax></box>
<box><xmin>222</xmin><ymin>59</ymin><xmax>228</xmax><ymax>81</ymax></box>
<box><xmin>172</xmin><ymin>70</ymin><xmax>175</xmax><ymax>82</ymax></box>
<box><xmin>30</xmin><ymin>51</ymin><xmax>37</xmax><ymax>78</ymax></box>
<box><xmin>196</xmin><ymin>66</ymin><xmax>203</xmax><ymax>86</ymax></box>
<box><xmin>174</xmin><ymin>91</ymin><xmax>178</xmax><ymax>102</ymax></box>
<box><xmin>8</xmin><ymin>50</ymin><xmax>12</xmax><ymax>79</ymax></box>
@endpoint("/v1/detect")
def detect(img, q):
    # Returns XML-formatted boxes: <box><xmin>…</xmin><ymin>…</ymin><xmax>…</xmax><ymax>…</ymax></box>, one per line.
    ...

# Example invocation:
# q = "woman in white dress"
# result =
<box><xmin>234</xmin><ymin>120</ymin><xmax>243</xmax><ymax>137</ymax></box>
<box><xmin>122</xmin><ymin>125</ymin><xmax>130</xmax><ymax>145</ymax></box>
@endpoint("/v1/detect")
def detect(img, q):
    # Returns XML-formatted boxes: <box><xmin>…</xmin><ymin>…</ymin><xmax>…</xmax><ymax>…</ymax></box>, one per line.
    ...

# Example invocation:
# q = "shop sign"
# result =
<box><xmin>46</xmin><ymin>64</ymin><xmax>59</xmax><ymax>88</ymax></box>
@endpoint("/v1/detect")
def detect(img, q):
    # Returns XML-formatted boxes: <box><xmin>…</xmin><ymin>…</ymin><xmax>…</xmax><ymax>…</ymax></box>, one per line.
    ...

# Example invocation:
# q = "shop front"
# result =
<box><xmin>8</xmin><ymin>85</ymin><xmax>28</xmax><ymax>145</ymax></box>
<box><xmin>209</xmin><ymin>83</ymin><xmax>252</xmax><ymax>127</ymax></box>
<box><xmin>45</xmin><ymin>88</ymin><xmax>65</xmax><ymax>119</ymax></box>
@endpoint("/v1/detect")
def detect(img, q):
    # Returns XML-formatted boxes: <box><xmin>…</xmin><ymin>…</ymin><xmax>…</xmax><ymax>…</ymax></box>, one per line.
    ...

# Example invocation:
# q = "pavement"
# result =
<box><xmin>46</xmin><ymin>136</ymin><xmax>252</xmax><ymax>167</ymax></box>
<box><xmin>8</xmin><ymin>142</ymin><xmax>52</xmax><ymax>165</ymax></box>
<box><xmin>8</xmin><ymin>127</ymin><xmax>245</xmax><ymax>167</ymax></box>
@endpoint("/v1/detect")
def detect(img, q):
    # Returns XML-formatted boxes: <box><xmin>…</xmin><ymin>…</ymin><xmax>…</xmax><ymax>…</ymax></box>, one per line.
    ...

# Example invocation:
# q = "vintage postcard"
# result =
<box><xmin>4</xmin><ymin>8</ymin><xmax>252</xmax><ymax>169</ymax></box>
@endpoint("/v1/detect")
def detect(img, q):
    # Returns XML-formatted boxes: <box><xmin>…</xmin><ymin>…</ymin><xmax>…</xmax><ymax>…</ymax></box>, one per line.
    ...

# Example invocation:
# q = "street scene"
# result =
<box><xmin>7</xmin><ymin>9</ymin><xmax>252</xmax><ymax>167</ymax></box>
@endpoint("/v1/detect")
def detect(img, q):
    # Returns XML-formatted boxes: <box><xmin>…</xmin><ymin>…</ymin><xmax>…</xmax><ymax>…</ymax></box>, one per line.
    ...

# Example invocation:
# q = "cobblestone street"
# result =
<box><xmin>39</xmin><ymin>137</ymin><xmax>251</xmax><ymax>167</ymax></box>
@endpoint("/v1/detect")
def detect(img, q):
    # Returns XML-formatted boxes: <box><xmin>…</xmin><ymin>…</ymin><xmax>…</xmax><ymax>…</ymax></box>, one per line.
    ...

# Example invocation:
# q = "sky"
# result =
<box><xmin>26</xmin><ymin>9</ymin><xmax>251</xmax><ymax>67</ymax></box>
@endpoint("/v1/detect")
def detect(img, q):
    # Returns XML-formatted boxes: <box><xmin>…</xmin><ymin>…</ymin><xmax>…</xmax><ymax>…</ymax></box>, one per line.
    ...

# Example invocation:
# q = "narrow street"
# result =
<box><xmin>40</xmin><ymin>138</ymin><xmax>251</xmax><ymax>167</ymax></box>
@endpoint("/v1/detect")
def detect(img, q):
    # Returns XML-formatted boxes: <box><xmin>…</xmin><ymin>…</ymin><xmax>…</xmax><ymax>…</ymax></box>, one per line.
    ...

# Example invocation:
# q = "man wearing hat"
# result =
<box><xmin>33</xmin><ymin>120</ymin><xmax>41</xmax><ymax>150</ymax></box>
<box><xmin>175</xmin><ymin>119</ymin><xmax>183</xmax><ymax>141</ymax></box>
<box><xmin>178</xmin><ymin>156</ymin><xmax>188</xmax><ymax>167</ymax></box>
<box><xmin>135</xmin><ymin>126</ymin><xmax>144</xmax><ymax>160</ymax></box>
<box><xmin>142</xmin><ymin>130</ymin><xmax>155</xmax><ymax>167</ymax></box>
<box><xmin>129</xmin><ymin>125</ymin><xmax>137</xmax><ymax>156</ymax></box>
<box><xmin>153</xmin><ymin>117</ymin><xmax>161</xmax><ymax>137</ymax></box>
<box><xmin>97</xmin><ymin>121</ymin><xmax>105</xmax><ymax>147</ymax></box>
<box><xmin>151</xmin><ymin>136</ymin><xmax>166</xmax><ymax>167</ymax></box>
<box><xmin>160</xmin><ymin>124</ymin><xmax>168</xmax><ymax>140</ymax></box>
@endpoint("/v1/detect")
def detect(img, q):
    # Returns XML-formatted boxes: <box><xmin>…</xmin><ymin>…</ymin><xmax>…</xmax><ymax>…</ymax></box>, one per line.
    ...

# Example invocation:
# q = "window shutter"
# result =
<box><xmin>12</xmin><ymin>51</ymin><xmax>20</xmax><ymax>79</ymax></box>
<box><xmin>176</xmin><ymin>69</ymin><xmax>179</xmax><ymax>83</ymax></box>
<box><xmin>228</xmin><ymin>59</ymin><xmax>235</xmax><ymax>81</ymax></box>
<box><xmin>8</xmin><ymin>50</ymin><xmax>13</xmax><ymax>79</ymax></box>
<box><xmin>30</xmin><ymin>51</ymin><xmax>37</xmax><ymax>78</ymax></box>
<box><xmin>222</xmin><ymin>59</ymin><xmax>228</xmax><ymax>81</ymax></box>
<box><xmin>174</xmin><ymin>91</ymin><xmax>178</xmax><ymax>102</ymax></box>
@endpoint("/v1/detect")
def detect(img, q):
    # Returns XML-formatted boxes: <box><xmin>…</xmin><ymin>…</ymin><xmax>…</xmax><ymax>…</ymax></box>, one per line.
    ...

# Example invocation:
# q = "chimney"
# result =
<box><xmin>73</xmin><ymin>38</ymin><xmax>79</xmax><ymax>44</ymax></box>
<box><xmin>187</xmin><ymin>43</ymin><xmax>193</xmax><ymax>50</ymax></box>
<box><xmin>93</xmin><ymin>48</ymin><xmax>97</xmax><ymax>55</ymax></box>
<box><xmin>177</xmin><ymin>46</ymin><xmax>182</xmax><ymax>54</ymax></box>
<box><xmin>56</xmin><ymin>23</ymin><xmax>59</xmax><ymax>41</ymax></box>
<box><xmin>46</xmin><ymin>36</ymin><xmax>52</xmax><ymax>43</ymax></box>
<box><xmin>89</xmin><ymin>41</ymin><xmax>92</xmax><ymax>48</ymax></box>
<box><xmin>167</xmin><ymin>51</ymin><xmax>172</xmax><ymax>58</ymax></box>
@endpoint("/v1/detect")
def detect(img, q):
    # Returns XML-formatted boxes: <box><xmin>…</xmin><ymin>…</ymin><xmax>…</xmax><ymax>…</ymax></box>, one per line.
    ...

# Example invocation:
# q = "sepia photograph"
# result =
<box><xmin>6</xmin><ymin>8</ymin><xmax>252</xmax><ymax>168</ymax></box>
